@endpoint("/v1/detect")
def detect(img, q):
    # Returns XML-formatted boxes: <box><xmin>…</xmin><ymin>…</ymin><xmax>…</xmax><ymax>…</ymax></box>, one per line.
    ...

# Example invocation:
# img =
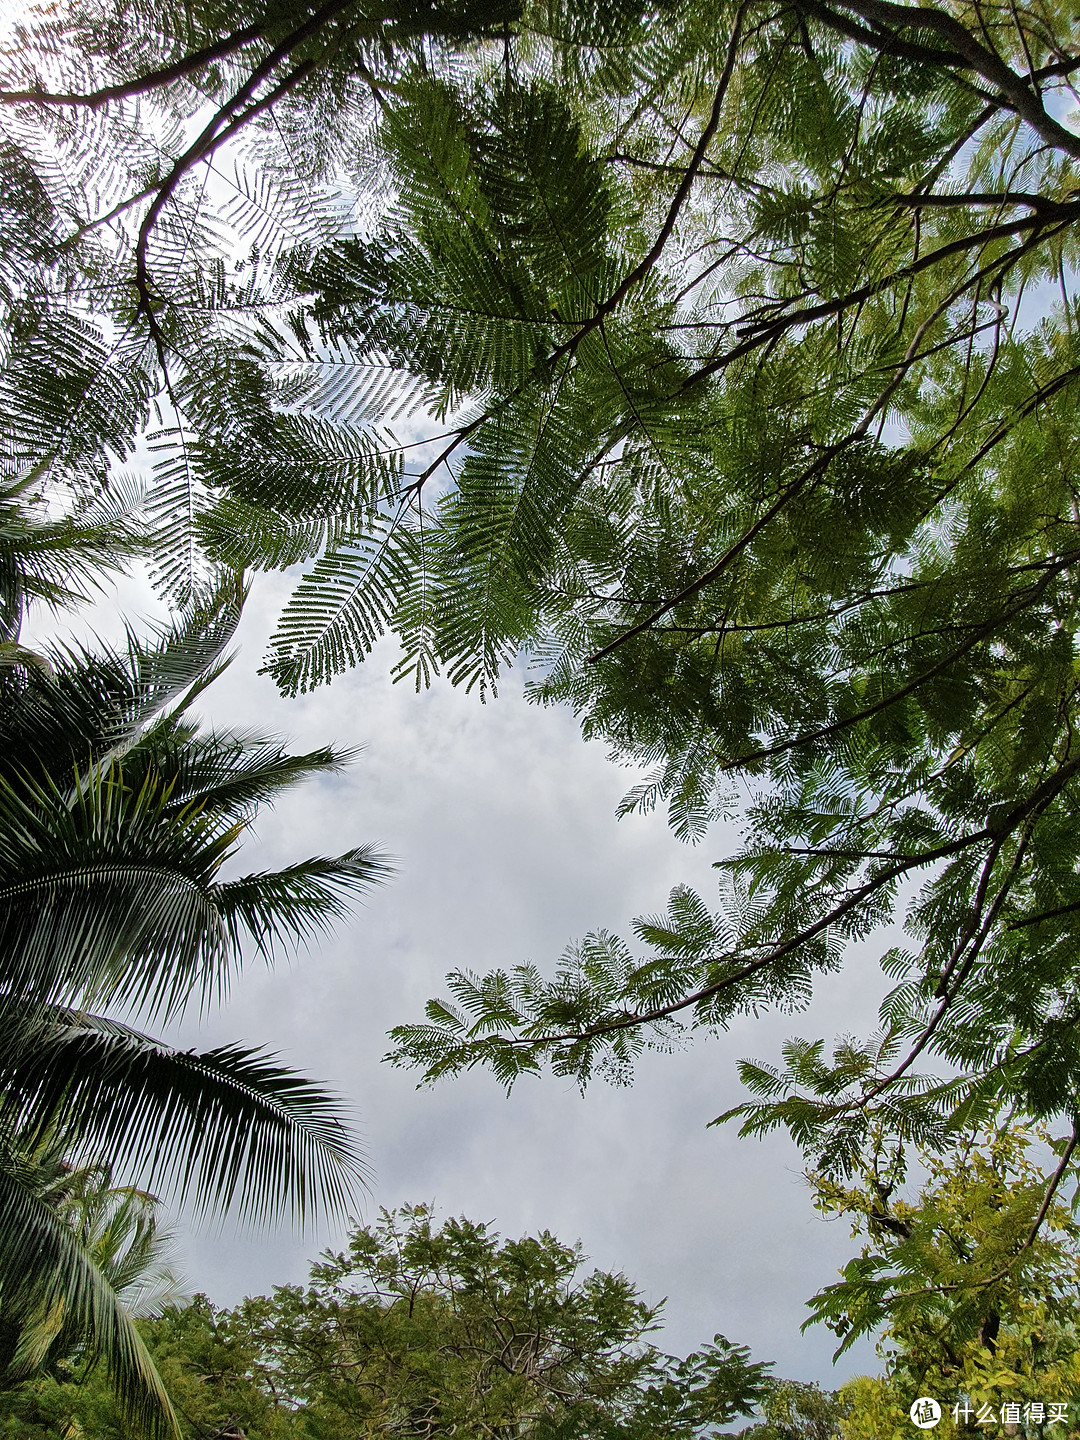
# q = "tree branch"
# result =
<box><xmin>797</xmin><ymin>0</ymin><xmax>967</xmax><ymax>67</ymax></box>
<box><xmin>431</xmin><ymin>755</ymin><xmax>1080</xmax><ymax>1060</ymax></box>
<box><xmin>892</xmin><ymin>188</ymin><xmax>1067</xmax><ymax>212</ymax></box>
<box><xmin>1008</xmin><ymin>896</ymin><xmax>1080</xmax><ymax>930</ymax></box>
<box><xmin>891</xmin><ymin>1118</ymin><xmax>1080</xmax><ymax>1309</ymax></box>
<box><xmin>133</xmin><ymin>0</ymin><xmax>361</xmax><ymax>325</ymax></box>
<box><xmin>829</xmin><ymin>0</ymin><xmax>1080</xmax><ymax>160</ymax></box>
<box><xmin>588</xmin><ymin>287</ymin><xmax>973</xmax><ymax>663</ymax></box>
<box><xmin>682</xmin><ymin>206</ymin><xmax>1079</xmax><ymax>390</ymax></box>
<box><xmin>715</xmin><ymin>551</ymin><xmax>1079</xmax><ymax>772</ymax></box>
<box><xmin>545</xmin><ymin>4</ymin><xmax>747</xmax><ymax>366</ymax></box>
<box><xmin>0</xmin><ymin>23</ymin><xmax>263</xmax><ymax>107</ymax></box>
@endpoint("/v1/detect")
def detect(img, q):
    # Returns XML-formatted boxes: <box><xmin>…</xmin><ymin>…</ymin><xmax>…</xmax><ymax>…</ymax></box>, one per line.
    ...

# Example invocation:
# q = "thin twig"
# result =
<box><xmin>544</xmin><ymin>5</ymin><xmax>748</xmax><ymax>367</ymax></box>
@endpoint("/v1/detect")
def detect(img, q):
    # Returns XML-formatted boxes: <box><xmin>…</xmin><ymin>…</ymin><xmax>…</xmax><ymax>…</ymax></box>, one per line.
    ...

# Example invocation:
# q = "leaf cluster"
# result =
<box><xmin>0</xmin><ymin>1205</ymin><xmax>775</xmax><ymax>1439</ymax></box>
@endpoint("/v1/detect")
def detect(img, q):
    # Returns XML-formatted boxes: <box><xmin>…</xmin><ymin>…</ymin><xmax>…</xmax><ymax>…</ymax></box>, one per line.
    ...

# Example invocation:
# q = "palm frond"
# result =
<box><xmin>0</xmin><ymin>575</ymin><xmax>243</xmax><ymax>787</ymax></box>
<box><xmin>0</xmin><ymin>1150</ymin><xmax>179</xmax><ymax>1439</ymax></box>
<box><xmin>214</xmin><ymin>843</ymin><xmax>394</xmax><ymax>955</ymax></box>
<box><xmin>2</xmin><ymin>1005</ymin><xmax>368</xmax><ymax>1225</ymax></box>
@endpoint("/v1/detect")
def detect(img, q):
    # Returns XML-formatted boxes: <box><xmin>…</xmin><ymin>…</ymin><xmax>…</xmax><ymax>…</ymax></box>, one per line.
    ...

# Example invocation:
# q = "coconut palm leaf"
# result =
<box><xmin>0</xmin><ymin>582</ymin><xmax>390</xmax><ymax>1020</ymax></box>
<box><xmin>0</xmin><ymin>471</ymin><xmax>146</xmax><ymax>643</ymax></box>
<box><xmin>0</xmin><ymin>1149</ymin><xmax>178</xmax><ymax>1439</ymax></box>
<box><xmin>0</xmin><ymin>640</ymin><xmax>54</xmax><ymax>677</ymax></box>
<box><xmin>0</xmin><ymin>579</ymin><xmax>245</xmax><ymax>788</ymax></box>
<box><xmin>0</xmin><ymin>765</ymin><xmax>391</xmax><ymax>1020</ymax></box>
<box><xmin>214</xmin><ymin>844</ymin><xmax>395</xmax><ymax>957</ymax></box>
<box><xmin>0</xmin><ymin>577</ymin><xmax>386</xmax><ymax>1431</ymax></box>
<box><xmin>0</xmin><ymin>1123</ymin><xmax>185</xmax><ymax>1371</ymax></box>
<box><xmin>0</xmin><ymin>461</ymin><xmax>386</xmax><ymax>1426</ymax></box>
<box><xmin>46</xmin><ymin>1156</ymin><xmax>184</xmax><ymax>1313</ymax></box>
<box><xmin>0</xmin><ymin>762</ymin><xmax>242</xmax><ymax>1019</ymax></box>
<box><xmin>120</xmin><ymin>724</ymin><xmax>358</xmax><ymax>821</ymax></box>
<box><xmin>1</xmin><ymin>1005</ymin><xmax>367</xmax><ymax>1225</ymax></box>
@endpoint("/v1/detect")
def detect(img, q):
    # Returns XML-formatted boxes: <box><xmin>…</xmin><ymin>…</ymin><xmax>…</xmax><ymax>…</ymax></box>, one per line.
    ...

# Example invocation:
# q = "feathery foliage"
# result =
<box><xmin>9</xmin><ymin>0</ymin><xmax>1080</xmax><ymax>1361</ymax></box>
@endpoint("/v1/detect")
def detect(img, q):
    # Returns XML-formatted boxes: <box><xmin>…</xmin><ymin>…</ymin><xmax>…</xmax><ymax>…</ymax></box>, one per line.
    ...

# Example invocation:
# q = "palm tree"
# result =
<box><xmin>0</xmin><ymin>470</ymin><xmax>145</xmax><ymax>673</ymax></box>
<box><xmin>0</xmin><ymin>1120</ymin><xmax>185</xmax><ymax>1388</ymax></box>
<box><xmin>0</xmin><ymin>577</ymin><xmax>391</xmax><ymax>1436</ymax></box>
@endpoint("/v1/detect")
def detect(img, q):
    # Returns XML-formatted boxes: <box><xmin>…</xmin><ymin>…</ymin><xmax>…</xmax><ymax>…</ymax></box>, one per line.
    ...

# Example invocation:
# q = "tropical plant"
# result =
<box><xmin>0</xmin><ymin>580</ymin><xmax>391</xmax><ymax>1437</ymax></box>
<box><xmin>7</xmin><ymin>0</ymin><xmax>1080</xmax><ymax>1384</ymax></box>
<box><xmin>0</xmin><ymin>1205</ymin><xmax>775</xmax><ymax>1439</ymax></box>
<box><xmin>808</xmin><ymin>1120</ymin><xmax>1080</xmax><ymax>1435</ymax></box>
<box><xmin>0</xmin><ymin>1123</ymin><xmax>184</xmax><ymax>1389</ymax></box>
<box><xmin>0</xmin><ymin>471</ymin><xmax>145</xmax><ymax>674</ymax></box>
<box><xmin>734</xmin><ymin>1380</ymin><xmax>845</xmax><ymax>1440</ymax></box>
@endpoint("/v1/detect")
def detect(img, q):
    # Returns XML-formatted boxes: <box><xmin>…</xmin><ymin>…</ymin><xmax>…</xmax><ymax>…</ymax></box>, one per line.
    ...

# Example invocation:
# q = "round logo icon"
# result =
<box><xmin>910</xmin><ymin>1397</ymin><xmax>942</xmax><ymax>1429</ymax></box>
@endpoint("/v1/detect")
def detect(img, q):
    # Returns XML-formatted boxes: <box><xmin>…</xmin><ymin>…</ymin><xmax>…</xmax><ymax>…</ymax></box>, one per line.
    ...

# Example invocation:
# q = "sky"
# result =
<box><xmin>37</xmin><ymin>564</ymin><xmax>889</xmax><ymax>1390</ymax></box>
<box><xmin>3</xmin><ymin>0</ymin><xmax>1072</xmax><ymax>1415</ymax></box>
<box><xmin>0</xmin><ymin>0</ymin><xmax>890</xmax><ymax>1377</ymax></box>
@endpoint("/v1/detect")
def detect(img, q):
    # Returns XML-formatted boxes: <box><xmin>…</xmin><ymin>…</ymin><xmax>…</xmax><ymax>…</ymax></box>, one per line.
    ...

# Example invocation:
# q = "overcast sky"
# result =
<box><xmin>37</xmin><ymin>565</ymin><xmax>893</xmax><ymax>1392</ymax></box>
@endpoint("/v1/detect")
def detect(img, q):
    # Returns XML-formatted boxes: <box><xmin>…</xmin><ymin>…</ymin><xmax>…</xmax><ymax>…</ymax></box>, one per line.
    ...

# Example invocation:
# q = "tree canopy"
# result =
<box><xmin>6</xmin><ymin>0</ymin><xmax>1080</xmax><ymax>1394</ymax></box>
<box><xmin>0</xmin><ymin>1206</ymin><xmax>774</xmax><ymax>1439</ymax></box>
<box><xmin>11</xmin><ymin>1173</ymin><xmax>1080</xmax><ymax>1437</ymax></box>
<box><xmin>809</xmin><ymin>1121</ymin><xmax>1080</xmax><ymax>1432</ymax></box>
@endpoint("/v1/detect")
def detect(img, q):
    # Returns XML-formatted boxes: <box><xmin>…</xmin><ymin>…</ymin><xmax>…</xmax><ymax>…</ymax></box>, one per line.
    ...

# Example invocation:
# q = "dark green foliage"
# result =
<box><xmin>0</xmin><ymin>601</ymin><xmax>389</xmax><ymax>1204</ymax></box>
<box><xmin>9</xmin><ymin>0</ymin><xmax>1080</xmax><ymax>1372</ymax></box>
<box><xmin>0</xmin><ymin>1206</ymin><xmax>774</xmax><ymax>1439</ymax></box>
